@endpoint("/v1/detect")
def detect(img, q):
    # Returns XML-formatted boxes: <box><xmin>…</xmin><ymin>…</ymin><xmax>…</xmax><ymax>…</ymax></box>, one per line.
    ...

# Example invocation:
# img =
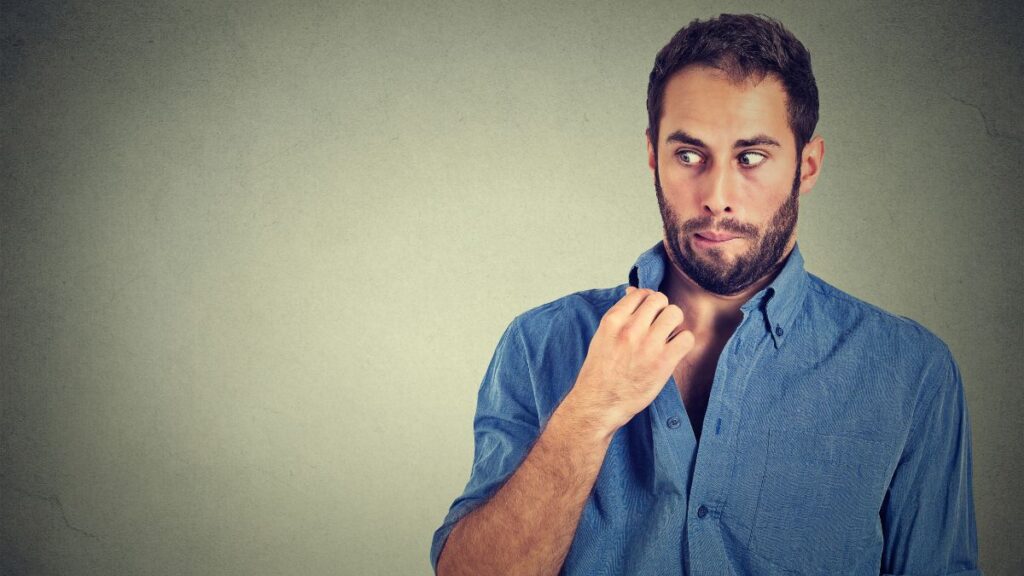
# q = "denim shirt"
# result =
<box><xmin>431</xmin><ymin>241</ymin><xmax>980</xmax><ymax>576</ymax></box>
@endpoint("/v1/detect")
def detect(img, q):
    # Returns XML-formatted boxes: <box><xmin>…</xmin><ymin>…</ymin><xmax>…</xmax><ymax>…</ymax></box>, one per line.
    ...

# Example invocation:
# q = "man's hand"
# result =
<box><xmin>437</xmin><ymin>286</ymin><xmax>695</xmax><ymax>576</ymax></box>
<box><xmin>561</xmin><ymin>287</ymin><xmax>696</xmax><ymax>437</ymax></box>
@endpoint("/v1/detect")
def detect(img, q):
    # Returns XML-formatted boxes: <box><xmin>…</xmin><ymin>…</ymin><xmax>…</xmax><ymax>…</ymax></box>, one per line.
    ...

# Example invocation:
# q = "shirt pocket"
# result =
<box><xmin>747</xmin><ymin>428</ymin><xmax>892</xmax><ymax>573</ymax></box>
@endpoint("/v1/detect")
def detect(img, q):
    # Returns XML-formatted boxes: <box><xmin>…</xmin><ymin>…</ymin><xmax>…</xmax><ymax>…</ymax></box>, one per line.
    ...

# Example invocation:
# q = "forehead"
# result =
<box><xmin>659</xmin><ymin>65</ymin><xmax>793</xmax><ymax>149</ymax></box>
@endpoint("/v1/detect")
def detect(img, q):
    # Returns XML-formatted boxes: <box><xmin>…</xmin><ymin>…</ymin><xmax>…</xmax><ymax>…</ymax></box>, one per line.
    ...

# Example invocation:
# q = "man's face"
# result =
<box><xmin>649</xmin><ymin>65</ymin><xmax>816</xmax><ymax>296</ymax></box>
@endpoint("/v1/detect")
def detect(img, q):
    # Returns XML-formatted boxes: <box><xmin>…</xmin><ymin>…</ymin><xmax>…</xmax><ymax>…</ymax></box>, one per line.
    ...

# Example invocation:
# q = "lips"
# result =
<box><xmin>694</xmin><ymin>231</ymin><xmax>740</xmax><ymax>242</ymax></box>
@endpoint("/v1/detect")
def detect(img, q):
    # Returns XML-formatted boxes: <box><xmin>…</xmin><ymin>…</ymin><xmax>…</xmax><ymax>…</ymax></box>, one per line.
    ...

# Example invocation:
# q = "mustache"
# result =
<box><xmin>681</xmin><ymin>216</ymin><xmax>759</xmax><ymax>238</ymax></box>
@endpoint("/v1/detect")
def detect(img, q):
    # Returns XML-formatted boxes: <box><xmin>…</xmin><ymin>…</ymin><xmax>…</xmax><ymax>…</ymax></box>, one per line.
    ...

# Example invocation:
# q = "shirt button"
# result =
<box><xmin>697</xmin><ymin>505</ymin><xmax>708</xmax><ymax>518</ymax></box>
<box><xmin>667</xmin><ymin>416</ymin><xmax>681</xmax><ymax>429</ymax></box>
<box><xmin>774</xmin><ymin>324</ymin><xmax>784</xmax><ymax>337</ymax></box>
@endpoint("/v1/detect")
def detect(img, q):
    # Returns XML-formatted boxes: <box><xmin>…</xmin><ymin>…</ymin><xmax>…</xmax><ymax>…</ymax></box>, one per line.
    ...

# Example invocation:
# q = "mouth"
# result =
<box><xmin>693</xmin><ymin>231</ymin><xmax>741</xmax><ymax>244</ymax></box>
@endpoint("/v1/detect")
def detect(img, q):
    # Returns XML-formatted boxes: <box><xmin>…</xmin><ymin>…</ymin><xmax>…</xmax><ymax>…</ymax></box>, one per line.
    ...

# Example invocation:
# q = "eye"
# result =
<box><xmin>676</xmin><ymin>150</ymin><xmax>704</xmax><ymax>166</ymax></box>
<box><xmin>738</xmin><ymin>151</ymin><xmax>768</xmax><ymax>167</ymax></box>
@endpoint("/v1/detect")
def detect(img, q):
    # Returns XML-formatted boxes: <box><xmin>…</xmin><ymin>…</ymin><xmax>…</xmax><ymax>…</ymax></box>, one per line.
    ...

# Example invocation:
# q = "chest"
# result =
<box><xmin>566</xmin><ymin>340</ymin><xmax>913</xmax><ymax>575</ymax></box>
<box><xmin>672</xmin><ymin>343</ymin><xmax>726</xmax><ymax>434</ymax></box>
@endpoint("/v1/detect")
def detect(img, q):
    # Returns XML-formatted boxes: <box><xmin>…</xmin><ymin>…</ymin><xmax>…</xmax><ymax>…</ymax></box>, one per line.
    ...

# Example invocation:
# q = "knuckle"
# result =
<box><xmin>649</xmin><ymin>291</ymin><xmax>668</xmax><ymax>306</ymax></box>
<box><xmin>600</xmin><ymin>310</ymin><xmax>623</xmax><ymax>327</ymax></box>
<box><xmin>619</xmin><ymin>318</ymin><xmax>640</xmax><ymax>337</ymax></box>
<box><xmin>662</xmin><ymin>304</ymin><xmax>683</xmax><ymax>319</ymax></box>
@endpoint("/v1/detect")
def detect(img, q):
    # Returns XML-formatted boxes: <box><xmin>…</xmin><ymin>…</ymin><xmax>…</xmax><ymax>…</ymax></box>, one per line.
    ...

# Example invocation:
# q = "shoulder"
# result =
<box><xmin>801</xmin><ymin>272</ymin><xmax>956</xmax><ymax>379</ymax></box>
<box><xmin>804</xmin><ymin>273</ymin><xmax>948</xmax><ymax>346</ymax></box>
<box><xmin>511</xmin><ymin>285</ymin><xmax>624</xmax><ymax>345</ymax></box>
<box><xmin>497</xmin><ymin>285</ymin><xmax>624</xmax><ymax>411</ymax></box>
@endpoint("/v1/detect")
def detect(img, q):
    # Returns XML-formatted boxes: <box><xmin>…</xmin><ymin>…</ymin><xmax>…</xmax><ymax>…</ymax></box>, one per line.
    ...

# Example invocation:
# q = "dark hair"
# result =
<box><xmin>647</xmin><ymin>14</ymin><xmax>819</xmax><ymax>157</ymax></box>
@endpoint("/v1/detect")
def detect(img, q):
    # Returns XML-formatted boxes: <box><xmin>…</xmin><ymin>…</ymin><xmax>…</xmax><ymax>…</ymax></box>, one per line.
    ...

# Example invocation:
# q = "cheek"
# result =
<box><xmin>656</xmin><ymin>161</ymin><xmax>700</xmax><ymax>203</ymax></box>
<box><xmin>738</xmin><ymin>170</ymin><xmax>793</xmax><ymax>208</ymax></box>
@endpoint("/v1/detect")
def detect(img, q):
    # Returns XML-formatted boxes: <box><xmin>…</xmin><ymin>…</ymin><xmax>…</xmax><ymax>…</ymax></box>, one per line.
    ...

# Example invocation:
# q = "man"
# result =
<box><xmin>431</xmin><ymin>14</ymin><xmax>980</xmax><ymax>576</ymax></box>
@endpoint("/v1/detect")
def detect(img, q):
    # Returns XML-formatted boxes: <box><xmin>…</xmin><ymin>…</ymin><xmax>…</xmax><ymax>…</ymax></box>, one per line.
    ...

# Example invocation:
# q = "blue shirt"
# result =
<box><xmin>431</xmin><ymin>241</ymin><xmax>980</xmax><ymax>575</ymax></box>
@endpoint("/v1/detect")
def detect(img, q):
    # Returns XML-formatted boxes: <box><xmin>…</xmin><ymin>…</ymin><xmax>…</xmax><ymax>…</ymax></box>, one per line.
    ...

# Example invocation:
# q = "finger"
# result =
<box><xmin>650</xmin><ymin>304</ymin><xmax>684</xmax><ymax>343</ymax></box>
<box><xmin>609</xmin><ymin>287</ymin><xmax>654</xmax><ymax>317</ymax></box>
<box><xmin>666</xmin><ymin>329</ymin><xmax>696</xmax><ymax>357</ymax></box>
<box><xmin>630</xmin><ymin>290</ymin><xmax>670</xmax><ymax>330</ymax></box>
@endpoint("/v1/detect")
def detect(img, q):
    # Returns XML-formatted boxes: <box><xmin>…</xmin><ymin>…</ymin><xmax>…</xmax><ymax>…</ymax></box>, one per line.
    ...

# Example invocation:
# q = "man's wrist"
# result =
<box><xmin>550</xmin><ymin>390</ymin><xmax>620</xmax><ymax>448</ymax></box>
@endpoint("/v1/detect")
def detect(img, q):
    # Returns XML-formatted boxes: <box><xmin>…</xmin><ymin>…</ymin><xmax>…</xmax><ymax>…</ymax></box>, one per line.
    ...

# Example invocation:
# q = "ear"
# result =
<box><xmin>798</xmin><ymin>135</ymin><xmax>825</xmax><ymax>195</ymax></box>
<box><xmin>646</xmin><ymin>129</ymin><xmax>657</xmax><ymax>172</ymax></box>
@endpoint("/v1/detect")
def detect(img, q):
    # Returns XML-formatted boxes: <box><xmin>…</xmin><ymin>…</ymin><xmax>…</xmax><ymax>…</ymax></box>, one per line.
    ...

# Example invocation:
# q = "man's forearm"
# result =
<box><xmin>436</xmin><ymin>395</ymin><xmax>614</xmax><ymax>576</ymax></box>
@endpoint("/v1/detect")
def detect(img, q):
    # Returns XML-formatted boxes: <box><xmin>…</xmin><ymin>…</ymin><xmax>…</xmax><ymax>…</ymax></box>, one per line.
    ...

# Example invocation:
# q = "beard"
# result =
<box><xmin>655</xmin><ymin>163</ymin><xmax>801</xmax><ymax>296</ymax></box>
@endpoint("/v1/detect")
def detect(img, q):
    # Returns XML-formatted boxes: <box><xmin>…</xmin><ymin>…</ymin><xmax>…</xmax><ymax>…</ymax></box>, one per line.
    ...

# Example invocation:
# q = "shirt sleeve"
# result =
<box><xmin>429</xmin><ymin>317</ymin><xmax>541</xmax><ymax>573</ymax></box>
<box><xmin>879</xmin><ymin>346</ymin><xmax>982</xmax><ymax>575</ymax></box>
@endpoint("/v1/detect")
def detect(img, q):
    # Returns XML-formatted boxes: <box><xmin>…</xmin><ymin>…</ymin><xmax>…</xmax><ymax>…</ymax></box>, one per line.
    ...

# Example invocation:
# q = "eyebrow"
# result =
<box><xmin>665</xmin><ymin>130</ymin><xmax>781</xmax><ymax>149</ymax></box>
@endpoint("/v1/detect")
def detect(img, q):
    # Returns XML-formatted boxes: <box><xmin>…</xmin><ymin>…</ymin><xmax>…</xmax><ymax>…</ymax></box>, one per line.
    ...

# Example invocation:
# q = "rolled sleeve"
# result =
<box><xmin>880</xmin><ymin>347</ymin><xmax>981</xmax><ymax>575</ymax></box>
<box><xmin>429</xmin><ymin>317</ymin><xmax>541</xmax><ymax>573</ymax></box>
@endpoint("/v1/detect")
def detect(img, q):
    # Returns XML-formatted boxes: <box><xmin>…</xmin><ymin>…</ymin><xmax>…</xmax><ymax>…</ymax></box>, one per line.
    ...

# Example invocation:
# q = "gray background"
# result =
<box><xmin>2</xmin><ymin>0</ymin><xmax>1021</xmax><ymax>574</ymax></box>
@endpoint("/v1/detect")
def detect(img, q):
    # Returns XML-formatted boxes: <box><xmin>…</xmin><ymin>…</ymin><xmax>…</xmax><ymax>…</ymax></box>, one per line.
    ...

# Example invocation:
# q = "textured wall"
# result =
<box><xmin>1</xmin><ymin>0</ymin><xmax>1021</xmax><ymax>574</ymax></box>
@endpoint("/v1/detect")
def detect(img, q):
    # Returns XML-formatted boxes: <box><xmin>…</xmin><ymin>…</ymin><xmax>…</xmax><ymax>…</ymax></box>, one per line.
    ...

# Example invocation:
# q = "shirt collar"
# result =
<box><xmin>627</xmin><ymin>240</ymin><xmax>809</xmax><ymax>349</ymax></box>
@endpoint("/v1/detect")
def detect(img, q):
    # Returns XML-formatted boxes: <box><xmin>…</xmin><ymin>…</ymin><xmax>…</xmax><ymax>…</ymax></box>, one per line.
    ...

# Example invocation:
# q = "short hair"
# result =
<box><xmin>647</xmin><ymin>14</ymin><xmax>819</xmax><ymax>157</ymax></box>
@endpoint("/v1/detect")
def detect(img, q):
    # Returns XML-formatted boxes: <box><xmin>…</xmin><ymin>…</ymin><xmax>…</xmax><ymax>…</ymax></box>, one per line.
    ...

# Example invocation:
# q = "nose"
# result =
<box><xmin>701</xmin><ymin>162</ymin><xmax>733</xmax><ymax>216</ymax></box>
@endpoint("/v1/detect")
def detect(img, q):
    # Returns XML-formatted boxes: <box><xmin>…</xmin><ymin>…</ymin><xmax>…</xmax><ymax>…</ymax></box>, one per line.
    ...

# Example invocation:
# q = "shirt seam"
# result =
<box><xmin>509</xmin><ymin>315</ymin><xmax>541</xmax><ymax>419</ymax></box>
<box><xmin>901</xmin><ymin>347</ymin><xmax>954</xmax><ymax>460</ymax></box>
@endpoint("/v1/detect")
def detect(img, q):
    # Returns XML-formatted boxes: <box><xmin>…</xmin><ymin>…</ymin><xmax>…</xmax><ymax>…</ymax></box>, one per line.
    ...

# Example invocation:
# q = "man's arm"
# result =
<box><xmin>879</xmin><ymin>347</ymin><xmax>982</xmax><ymax>575</ymax></box>
<box><xmin>435</xmin><ymin>392</ymin><xmax>613</xmax><ymax>576</ymax></box>
<box><xmin>435</xmin><ymin>287</ymin><xmax>695</xmax><ymax>576</ymax></box>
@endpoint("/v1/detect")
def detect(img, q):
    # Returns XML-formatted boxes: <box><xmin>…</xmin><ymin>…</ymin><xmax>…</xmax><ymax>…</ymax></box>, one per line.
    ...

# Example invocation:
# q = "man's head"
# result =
<box><xmin>646</xmin><ymin>14</ymin><xmax>824</xmax><ymax>296</ymax></box>
<box><xmin>647</xmin><ymin>14</ymin><xmax>819</xmax><ymax>163</ymax></box>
